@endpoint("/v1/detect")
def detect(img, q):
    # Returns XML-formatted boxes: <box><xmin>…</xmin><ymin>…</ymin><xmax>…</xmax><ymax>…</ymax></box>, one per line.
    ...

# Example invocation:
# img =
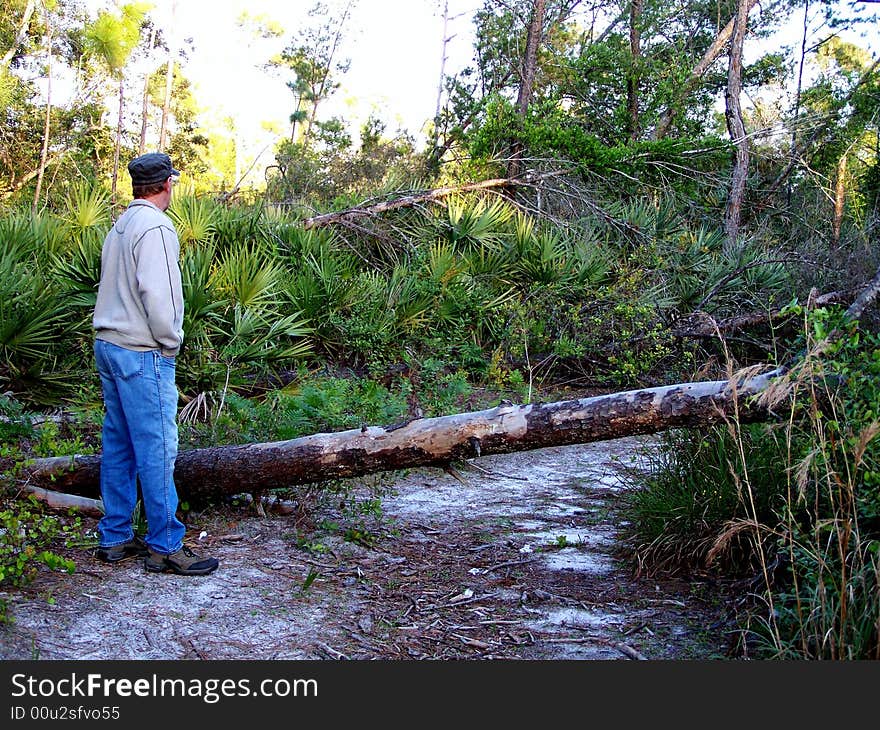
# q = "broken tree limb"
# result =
<box><xmin>20</xmin><ymin>368</ymin><xmax>783</xmax><ymax>503</ymax></box>
<box><xmin>845</xmin><ymin>263</ymin><xmax>880</xmax><ymax>322</ymax></box>
<box><xmin>19</xmin><ymin>485</ymin><xmax>104</xmax><ymax>518</ymax></box>
<box><xmin>670</xmin><ymin>288</ymin><xmax>856</xmax><ymax>339</ymax></box>
<box><xmin>653</xmin><ymin>0</ymin><xmax>759</xmax><ymax>140</ymax></box>
<box><xmin>300</xmin><ymin>170</ymin><xmax>570</xmax><ymax>229</ymax></box>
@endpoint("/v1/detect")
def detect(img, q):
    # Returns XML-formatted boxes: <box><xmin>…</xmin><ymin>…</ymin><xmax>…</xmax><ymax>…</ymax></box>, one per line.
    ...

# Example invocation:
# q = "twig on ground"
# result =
<box><xmin>316</xmin><ymin>642</ymin><xmax>349</xmax><ymax>660</ymax></box>
<box><xmin>464</xmin><ymin>460</ymin><xmax>530</xmax><ymax>481</ymax></box>
<box><xmin>476</xmin><ymin>557</ymin><xmax>537</xmax><ymax>574</ymax></box>
<box><xmin>439</xmin><ymin>592</ymin><xmax>499</xmax><ymax>609</ymax></box>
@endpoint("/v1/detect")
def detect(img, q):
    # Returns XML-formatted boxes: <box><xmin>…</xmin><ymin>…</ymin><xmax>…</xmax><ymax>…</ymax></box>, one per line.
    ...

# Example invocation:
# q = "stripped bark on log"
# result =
<box><xmin>21</xmin><ymin>369</ymin><xmax>782</xmax><ymax>503</ymax></box>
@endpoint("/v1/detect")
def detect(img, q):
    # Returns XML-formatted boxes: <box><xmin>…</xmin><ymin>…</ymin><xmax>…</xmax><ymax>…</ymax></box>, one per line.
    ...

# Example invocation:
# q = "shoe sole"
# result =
<box><xmin>144</xmin><ymin>559</ymin><xmax>219</xmax><ymax>576</ymax></box>
<box><xmin>95</xmin><ymin>549</ymin><xmax>149</xmax><ymax>564</ymax></box>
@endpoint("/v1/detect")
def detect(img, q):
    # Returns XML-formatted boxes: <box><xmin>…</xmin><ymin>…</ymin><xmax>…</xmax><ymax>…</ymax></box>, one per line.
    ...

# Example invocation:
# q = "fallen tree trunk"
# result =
<box><xmin>20</xmin><ymin>369</ymin><xmax>782</xmax><ymax>503</ymax></box>
<box><xmin>19</xmin><ymin>485</ymin><xmax>104</xmax><ymax>518</ymax></box>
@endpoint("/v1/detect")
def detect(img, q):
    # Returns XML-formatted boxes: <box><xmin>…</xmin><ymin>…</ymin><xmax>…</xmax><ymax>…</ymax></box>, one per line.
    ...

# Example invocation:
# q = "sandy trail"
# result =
<box><xmin>0</xmin><ymin>437</ymin><xmax>728</xmax><ymax>660</ymax></box>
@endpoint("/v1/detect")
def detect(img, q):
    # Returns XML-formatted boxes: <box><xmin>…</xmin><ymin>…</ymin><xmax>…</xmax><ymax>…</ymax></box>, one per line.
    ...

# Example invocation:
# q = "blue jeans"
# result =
<box><xmin>94</xmin><ymin>339</ymin><xmax>186</xmax><ymax>555</ymax></box>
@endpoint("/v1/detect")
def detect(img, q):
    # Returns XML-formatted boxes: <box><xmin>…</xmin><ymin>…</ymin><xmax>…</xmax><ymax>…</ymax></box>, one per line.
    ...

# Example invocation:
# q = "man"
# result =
<box><xmin>92</xmin><ymin>152</ymin><xmax>218</xmax><ymax>576</ymax></box>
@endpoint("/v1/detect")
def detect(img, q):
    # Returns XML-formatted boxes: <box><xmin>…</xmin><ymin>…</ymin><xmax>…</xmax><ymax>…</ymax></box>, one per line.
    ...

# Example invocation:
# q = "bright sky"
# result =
<box><xmin>84</xmin><ymin>0</ymin><xmax>875</xmax><ymax>186</ymax></box>
<box><xmin>166</xmin><ymin>0</ymin><xmax>482</xmax><ymax>149</ymax></box>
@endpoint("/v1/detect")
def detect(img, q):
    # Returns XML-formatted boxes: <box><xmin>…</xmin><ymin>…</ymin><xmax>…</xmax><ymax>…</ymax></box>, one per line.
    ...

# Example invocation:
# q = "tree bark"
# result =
<box><xmin>1</xmin><ymin>0</ymin><xmax>36</xmax><ymax>68</ymax></box>
<box><xmin>111</xmin><ymin>78</ymin><xmax>124</xmax><ymax>205</ymax></box>
<box><xmin>723</xmin><ymin>0</ymin><xmax>750</xmax><ymax>247</ymax></box>
<box><xmin>20</xmin><ymin>369</ymin><xmax>782</xmax><ymax>503</ymax></box>
<box><xmin>431</xmin><ymin>0</ymin><xmax>451</xmax><ymax>157</ymax></box>
<box><xmin>844</xmin><ymin>261</ymin><xmax>880</xmax><ymax>322</ymax></box>
<box><xmin>139</xmin><ymin>26</ymin><xmax>156</xmax><ymax>155</ymax></box>
<box><xmin>786</xmin><ymin>0</ymin><xmax>810</xmax><ymax>206</ymax></box>
<box><xmin>507</xmin><ymin>0</ymin><xmax>546</xmax><ymax>183</ymax></box>
<box><xmin>653</xmin><ymin>0</ymin><xmax>758</xmax><ymax>140</ymax></box>
<box><xmin>626</xmin><ymin>0</ymin><xmax>643</xmax><ymax>143</ymax></box>
<box><xmin>159</xmin><ymin>0</ymin><xmax>177</xmax><ymax>152</ymax></box>
<box><xmin>832</xmin><ymin>152</ymin><xmax>847</xmax><ymax>249</ymax></box>
<box><xmin>20</xmin><ymin>485</ymin><xmax>104</xmax><ymax>518</ymax></box>
<box><xmin>32</xmin><ymin>5</ymin><xmax>51</xmax><ymax>213</ymax></box>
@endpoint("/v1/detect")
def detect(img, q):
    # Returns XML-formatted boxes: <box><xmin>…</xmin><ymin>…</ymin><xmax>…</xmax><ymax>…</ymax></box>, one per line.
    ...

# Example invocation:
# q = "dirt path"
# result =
<box><xmin>0</xmin><ymin>437</ymin><xmax>731</xmax><ymax>660</ymax></box>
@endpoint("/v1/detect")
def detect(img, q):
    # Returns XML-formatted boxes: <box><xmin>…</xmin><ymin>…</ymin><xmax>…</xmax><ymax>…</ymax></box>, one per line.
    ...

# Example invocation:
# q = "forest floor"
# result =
<box><xmin>0</xmin><ymin>436</ymin><xmax>741</xmax><ymax>661</ymax></box>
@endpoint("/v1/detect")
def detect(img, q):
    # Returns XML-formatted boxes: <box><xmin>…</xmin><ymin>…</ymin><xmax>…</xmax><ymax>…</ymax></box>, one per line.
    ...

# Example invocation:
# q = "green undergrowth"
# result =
<box><xmin>619</xmin><ymin>306</ymin><xmax>880</xmax><ymax>659</ymax></box>
<box><xmin>0</xmin><ymin>495</ymin><xmax>78</xmax><ymax>624</ymax></box>
<box><xmin>179</xmin><ymin>361</ymin><xmax>481</xmax><ymax>448</ymax></box>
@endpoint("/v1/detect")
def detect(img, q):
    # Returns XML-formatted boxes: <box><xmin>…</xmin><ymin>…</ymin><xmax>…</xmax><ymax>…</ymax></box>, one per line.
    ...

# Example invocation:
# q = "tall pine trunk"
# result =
<box><xmin>724</xmin><ymin>0</ymin><xmax>750</xmax><ymax>247</ymax></box>
<box><xmin>431</xmin><ymin>0</ymin><xmax>451</xmax><ymax>159</ymax></box>
<box><xmin>1</xmin><ymin>0</ymin><xmax>36</xmax><ymax>68</ymax></box>
<box><xmin>507</xmin><ymin>0</ymin><xmax>546</xmax><ymax>183</ymax></box>
<box><xmin>111</xmin><ymin>78</ymin><xmax>124</xmax><ymax>205</ymax></box>
<box><xmin>832</xmin><ymin>152</ymin><xmax>847</xmax><ymax>249</ymax></box>
<box><xmin>786</xmin><ymin>0</ymin><xmax>810</xmax><ymax>206</ymax></box>
<box><xmin>653</xmin><ymin>0</ymin><xmax>757</xmax><ymax>140</ymax></box>
<box><xmin>626</xmin><ymin>0</ymin><xmax>643</xmax><ymax>143</ymax></box>
<box><xmin>32</xmin><ymin>7</ymin><xmax>52</xmax><ymax>213</ymax></box>
<box><xmin>138</xmin><ymin>26</ymin><xmax>155</xmax><ymax>155</ymax></box>
<box><xmin>159</xmin><ymin>0</ymin><xmax>177</xmax><ymax>152</ymax></box>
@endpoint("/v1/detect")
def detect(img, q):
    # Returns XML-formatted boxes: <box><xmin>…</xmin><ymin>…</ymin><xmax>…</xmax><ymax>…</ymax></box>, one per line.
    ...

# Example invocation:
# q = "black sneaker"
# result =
<box><xmin>144</xmin><ymin>546</ymin><xmax>219</xmax><ymax>576</ymax></box>
<box><xmin>95</xmin><ymin>535</ymin><xmax>149</xmax><ymax>563</ymax></box>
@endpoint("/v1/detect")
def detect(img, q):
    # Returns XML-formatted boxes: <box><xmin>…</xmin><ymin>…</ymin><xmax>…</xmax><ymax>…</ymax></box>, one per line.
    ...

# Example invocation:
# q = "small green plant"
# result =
<box><xmin>0</xmin><ymin>497</ymin><xmax>76</xmax><ymax>624</ymax></box>
<box><xmin>32</xmin><ymin>420</ymin><xmax>95</xmax><ymax>458</ymax></box>
<box><xmin>295</xmin><ymin>534</ymin><xmax>328</xmax><ymax>554</ymax></box>
<box><xmin>300</xmin><ymin>567</ymin><xmax>320</xmax><ymax>593</ymax></box>
<box><xmin>0</xmin><ymin>395</ymin><xmax>34</xmax><ymax>441</ymax></box>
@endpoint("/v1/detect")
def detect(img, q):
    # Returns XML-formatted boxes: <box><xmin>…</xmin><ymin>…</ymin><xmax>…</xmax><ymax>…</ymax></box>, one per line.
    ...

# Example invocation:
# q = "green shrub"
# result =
<box><xmin>619</xmin><ymin>423</ymin><xmax>787</xmax><ymax>575</ymax></box>
<box><xmin>0</xmin><ymin>497</ymin><xmax>77</xmax><ymax>624</ymax></box>
<box><xmin>620</xmin><ymin>306</ymin><xmax>880</xmax><ymax>658</ymax></box>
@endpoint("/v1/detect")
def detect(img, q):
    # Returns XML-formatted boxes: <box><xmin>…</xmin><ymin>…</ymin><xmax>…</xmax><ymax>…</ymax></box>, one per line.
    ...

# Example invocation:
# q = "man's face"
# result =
<box><xmin>158</xmin><ymin>176</ymin><xmax>174</xmax><ymax>211</ymax></box>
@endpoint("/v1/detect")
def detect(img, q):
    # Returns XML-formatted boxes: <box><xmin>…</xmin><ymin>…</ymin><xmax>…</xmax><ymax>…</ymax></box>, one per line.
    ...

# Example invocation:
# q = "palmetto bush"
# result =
<box><xmin>211</xmin><ymin>202</ymin><xmax>276</xmax><ymax>252</ymax></box>
<box><xmin>168</xmin><ymin>188</ymin><xmax>218</xmax><ymax>247</ymax></box>
<box><xmin>283</xmin><ymin>244</ymin><xmax>358</xmax><ymax>357</ymax></box>
<box><xmin>598</xmin><ymin>197</ymin><xmax>792</xmax><ymax>319</ymax></box>
<box><xmin>48</xmin><ymin>186</ymin><xmax>112</xmax><ymax>330</ymax></box>
<box><xmin>506</xmin><ymin>214</ymin><xmax>613</xmax><ymax>288</ymax></box>
<box><xmin>0</xmin><ymin>232</ymin><xmax>73</xmax><ymax>400</ymax></box>
<box><xmin>658</xmin><ymin>227</ymin><xmax>791</xmax><ymax>315</ymax></box>
<box><xmin>0</xmin><ymin>211</ymin><xmax>69</xmax><ymax>263</ymax></box>
<box><xmin>0</xmin><ymin>186</ymin><xmax>114</xmax><ymax>400</ymax></box>
<box><xmin>433</xmin><ymin>195</ymin><xmax>513</xmax><ymax>250</ymax></box>
<box><xmin>178</xmin><ymin>238</ymin><xmax>312</xmax><ymax>401</ymax></box>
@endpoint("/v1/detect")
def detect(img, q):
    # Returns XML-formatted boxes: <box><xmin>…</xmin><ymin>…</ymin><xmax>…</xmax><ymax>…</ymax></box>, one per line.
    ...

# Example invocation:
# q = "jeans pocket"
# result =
<box><xmin>102</xmin><ymin>343</ymin><xmax>144</xmax><ymax>380</ymax></box>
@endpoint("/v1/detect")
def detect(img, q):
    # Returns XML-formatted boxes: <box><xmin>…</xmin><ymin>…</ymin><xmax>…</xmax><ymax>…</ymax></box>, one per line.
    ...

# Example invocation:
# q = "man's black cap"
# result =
<box><xmin>128</xmin><ymin>152</ymin><xmax>180</xmax><ymax>186</ymax></box>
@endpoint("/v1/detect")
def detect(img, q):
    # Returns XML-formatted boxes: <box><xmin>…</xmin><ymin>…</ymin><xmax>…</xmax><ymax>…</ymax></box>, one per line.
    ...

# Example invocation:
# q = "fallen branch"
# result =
<box><xmin>19</xmin><ymin>484</ymin><xmax>104</xmax><ymax>517</ymax></box>
<box><xmin>300</xmin><ymin>170</ymin><xmax>570</xmax><ymax>229</ymax></box>
<box><xmin>671</xmin><ymin>288</ymin><xmax>855</xmax><ymax>339</ymax></box>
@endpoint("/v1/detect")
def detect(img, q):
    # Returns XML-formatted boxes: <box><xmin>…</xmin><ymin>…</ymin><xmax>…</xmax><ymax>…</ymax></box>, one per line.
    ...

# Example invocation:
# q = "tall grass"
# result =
<box><xmin>620</xmin><ymin>305</ymin><xmax>880</xmax><ymax>659</ymax></box>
